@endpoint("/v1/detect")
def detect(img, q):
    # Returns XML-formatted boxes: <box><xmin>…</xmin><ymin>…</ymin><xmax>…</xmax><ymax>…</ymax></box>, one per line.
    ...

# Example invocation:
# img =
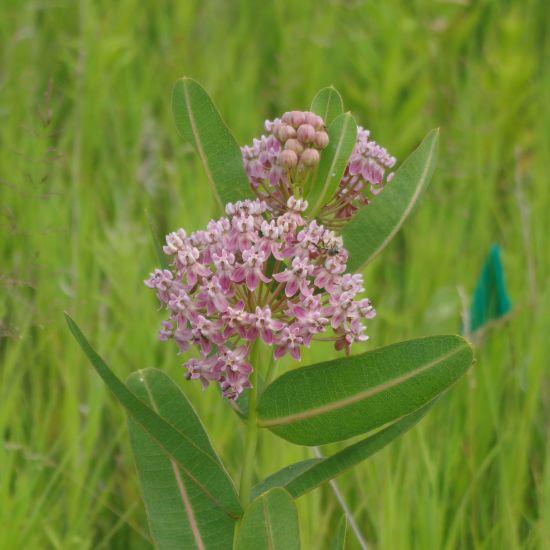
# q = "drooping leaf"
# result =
<box><xmin>64</xmin><ymin>315</ymin><xmax>242</xmax><ymax>519</ymax></box>
<box><xmin>172</xmin><ymin>78</ymin><xmax>253</xmax><ymax>209</ymax></box>
<box><xmin>468</xmin><ymin>244</ymin><xmax>512</xmax><ymax>334</ymax></box>
<box><xmin>310</xmin><ymin>86</ymin><xmax>344</xmax><ymax>126</ymax></box>
<box><xmin>330</xmin><ymin>515</ymin><xmax>348</xmax><ymax>550</ymax></box>
<box><xmin>307</xmin><ymin>112</ymin><xmax>357</xmax><ymax>217</ymax></box>
<box><xmin>253</xmin><ymin>404</ymin><xmax>431</xmax><ymax>498</ymax></box>
<box><xmin>127</xmin><ymin>369</ymin><xmax>236</xmax><ymax>549</ymax></box>
<box><xmin>251</xmin><ymin>459</ymin><xmax>321</xmax><ymax>501</ymax></box>
<box><xmin>257</xmin><ymin>335</ymin><xmax>472</xmax><ymax>445</ymax></box>
<box><xmin>343</xmin><ymin>128</ymin><xmax>440</xmax><ymax>273</ymax></box>
<box><xmin>235</xmin><ymin>488</ymin><xmax>300</xmax><ymax>550</ymax></box>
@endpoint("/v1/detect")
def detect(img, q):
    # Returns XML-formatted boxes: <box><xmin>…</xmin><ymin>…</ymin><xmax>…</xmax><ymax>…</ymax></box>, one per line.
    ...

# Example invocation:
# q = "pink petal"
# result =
<box><xmin>331</xmin><ymin>313</ymin><xmax>344</xmax><ymax>329</ymax></box>
<box><xmin>273</xmin><ymin>271</ymin><xmax>290</xmax><ymax>283</ymax></box>
<box><xmin>290</xmin><ymin>347</ymin><xmax>301</xmax><ymax>361</ymax></box>
<box><xmin>270</xmin><ymin>320</ymin><xmax>285</xmax><ymax>331</ymax></box>
<box><xmin>231</xmin><ymin>267</ymin><xmax>245</xmax><ymax>283</ymax></box>
<box><xmin>261</xmin><ymin>329</ymin><xmax>273</xmax><ymax>344</ymax></box>
<box><xmin>246</xmin><ymin>271</ymin><xmax>259</xmax><ymax>291</ymax></box>
<box><xmin>285</xmin><ymin>279</ymin><xmax>298</xmax><ymax>297</ymax></box>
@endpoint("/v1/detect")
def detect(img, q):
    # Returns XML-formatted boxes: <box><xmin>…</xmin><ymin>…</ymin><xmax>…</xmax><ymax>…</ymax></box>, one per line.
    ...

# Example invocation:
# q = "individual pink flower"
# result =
<box><xmin>183</xmin><ymin>355</ymin><xmax>218</xmax><ymax>389</ymax></box>
<box><xmin>274</xmin><ymin>324</ymin><xmax>304</xmax><ymax>361</ymax></box>
<box><xmin>248</xmin><ymin>306</ymin><xmax>285</xmax><ymax>344</ymax></box>
<box><xmin>273</xmin><ymin>256</ymin><xmax>314</xmax><ymax>297</ymax></box>
<box><xmin>212</xmin><ymin>249</ymin><xmax>236</xmax><ymax>292</ymax></box>
<box><xmin>231</xmin><ymin>248</ymin><xmax>271</xmax><ymax>291</ymax></box>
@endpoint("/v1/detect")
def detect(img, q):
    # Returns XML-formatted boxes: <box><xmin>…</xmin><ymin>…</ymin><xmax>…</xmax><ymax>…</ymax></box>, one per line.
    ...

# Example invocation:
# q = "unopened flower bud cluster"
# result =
<box><xmin>241</xmin><ymin>111</ymin><xmax>329</xmax><ymax>214</ymax></box>
<box><xmin>271</xmin><ymin>111</ymin><xmax>329</xmax><ymax>169</ymax></box>
<box><xmin>243</xmin><ymin>112</ymin><xmax>396</xmax><ymax>227</ymax></box>
<box><xmin>145</xmin><ymin>197</ymin><xmax>375</xmax><ymax>400</ymax></box>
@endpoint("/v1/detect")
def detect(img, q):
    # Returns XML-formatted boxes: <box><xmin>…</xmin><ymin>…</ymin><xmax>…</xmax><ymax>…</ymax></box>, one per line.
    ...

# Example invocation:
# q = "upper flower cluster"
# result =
<box><xmin>145</xmin><ymin>197</ymin><xmax>375</xmax><ymax>400</ymax></box>
<box><xmin>242</xmin><ymin>114</ymin><xmax>396</xmax><ymax>228</ymax></box>
<box><xmin>241</xmin><ymin>111</ymin><xmax>329</xmax><ymax>215</ymax></box>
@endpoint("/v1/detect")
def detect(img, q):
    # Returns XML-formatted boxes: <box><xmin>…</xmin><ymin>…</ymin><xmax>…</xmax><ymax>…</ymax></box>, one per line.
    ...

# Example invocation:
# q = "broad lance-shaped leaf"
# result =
<box><xmin>235</xmin><ymin>488</ymin><xmax>300</xmax><ymax>550</ymax></box>
<box><xmin>64</xmin><ymin>315</ymin><xmax>242</xmax><ymax>519</ymax></box>
<box><xmin>257</xmin><ymin>335</ymin><xmax>473</xmax><ymax>445</ymax></box>
<box><xmin>307</xmin><ymin>112</ymin><xmax>357</xmax><ymax>217</ymax></box>
<box><xmin>127</xmin><ymin>369</ymin><xmax>236</xmax><ymax>549</ymax></box>
<box><xmin>252</xmin><ymin>403</ymin><xmax>432</xmax><ymax>499</ymax></box>
<box><xmin>172</xmin><ymin>78</ymin><xmax>253</xmax><ymax>210</ymax></box>
<box><xmin>343</xmin><ymin>128</ymin><xmax>439</xmax><ymax>273</ymax></box>
<box><xmin>310</xmin><ymin>86</ymin><xmax>344</xmax><ymax>126</ymax></box>
<box><xmin>251</xmin><ymin>460</ymin><xmax>321</xmax><ymax>499</ymax></box>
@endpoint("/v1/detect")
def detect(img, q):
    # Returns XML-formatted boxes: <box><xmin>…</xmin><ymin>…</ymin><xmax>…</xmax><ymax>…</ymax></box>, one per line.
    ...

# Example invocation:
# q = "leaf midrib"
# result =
<box><xmin>142</xmin><ymin>375</ymin><xmax>206</xmax><ymax>550</ymax></box>
<box><xmin>258</xmin><ymin>344</ymin><xmax>467</xmax><ymax>428</ymax></box>
<box><xmin>311</xmin><ymin>114</ymin><xmax>354</xmax><ymax>214</ymax></box>
<box><xmin>262</xmin><ymin>496</ymin><xmax>274</xmax><ymax>550</ymax></box>
<box><xmin>180</xmin><ymin>79</ymin><xmax>223</xmax><ymax>211</ymax></box>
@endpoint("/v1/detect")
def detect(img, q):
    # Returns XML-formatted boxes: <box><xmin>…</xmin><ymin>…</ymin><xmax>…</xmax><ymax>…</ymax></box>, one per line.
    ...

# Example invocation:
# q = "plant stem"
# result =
<box><xmin>239</xmin><ymin>344</ymin><xmax>260</xmax><ymax>506</ymax></box>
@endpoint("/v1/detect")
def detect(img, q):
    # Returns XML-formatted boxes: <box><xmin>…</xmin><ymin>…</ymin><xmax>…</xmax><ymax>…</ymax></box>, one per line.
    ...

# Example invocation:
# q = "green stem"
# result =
<box><xmin>239</xmin><ymin>344</ymin><xmax>260</xmax><ymax>506</ymax></box>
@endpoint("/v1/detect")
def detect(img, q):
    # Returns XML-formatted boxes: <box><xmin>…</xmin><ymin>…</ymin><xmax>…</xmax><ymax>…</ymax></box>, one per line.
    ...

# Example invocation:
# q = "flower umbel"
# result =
<box><xmin>145</xmin><ymin>198</ymin><xmax>375</xmax><ymax>399</ymax></box>
<box><xmin>243</xmin><ymin>117</ymin><xmax>396</xmax><ymax>228</ymax></box>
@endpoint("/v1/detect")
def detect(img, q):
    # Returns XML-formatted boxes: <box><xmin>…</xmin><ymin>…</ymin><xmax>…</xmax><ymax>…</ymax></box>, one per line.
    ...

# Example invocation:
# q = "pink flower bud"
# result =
<box><xmin>297</xmin><ymin>124</ymin><xmax>316</xmax><ymax>143</ymax></box>
<box><xmin>285</xmin><ymin>139</ymin><xmax>304</xmax><ymax>155</ymax></box>
<box><xmin>306</xmin><ymin>112</ymin><xmax>324</xmax><ymax>129</ymax></box>
<box><xmin>301</xmin><ymin>148</ymin><xmax>320</xmax><ymax>167</ymax></box>
<box><xmin>314</xmin><ymin>131</ymin><xmax>329</xmax><ymax>149</ymax></box>
<box><xmin>278</xmin><ymin>149</ymin><xmax>298</xmax><ymax>168</ymax></box>
<box><xmin>281</xmin><ymin>112</ymin><xmax>294</xmax><ymax>124</ymax></box>
<box><xmin>291</xmin><ymin>111</ymin><xmax>306</xmax><ymax>127</ymax></box>
<box><xmin>276</xmin><ymin>124</ymin><xmax>296</xmax><ymax>142</ymax></box>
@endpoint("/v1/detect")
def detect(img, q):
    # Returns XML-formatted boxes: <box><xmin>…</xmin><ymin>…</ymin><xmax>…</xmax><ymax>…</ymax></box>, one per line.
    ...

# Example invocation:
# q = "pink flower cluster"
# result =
<box><xmin>145</xmin><ymin>198</ymin><xmax>375</xmax><ymax>399</ymax></box>
<box><xmin>321</xmin><ymin>127</ymin><xmax>396</xmax><ymax>225</ymax></box>
<box><xmin>242</xmin><ymin>117</ymin><xmax>396</xmax><ymax>228</ymax></box>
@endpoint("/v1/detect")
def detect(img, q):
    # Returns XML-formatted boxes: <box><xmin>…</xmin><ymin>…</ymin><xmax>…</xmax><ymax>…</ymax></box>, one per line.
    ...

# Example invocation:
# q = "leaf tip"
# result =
<box><xmin>430</xmin><ymin>127</ymin><xmax>441</xmax><ymax>142</ymax></box>
<box><xmin>63</xmin><ymin>312</ymin><xmax>75</xmax><ymax>330</ymax></box>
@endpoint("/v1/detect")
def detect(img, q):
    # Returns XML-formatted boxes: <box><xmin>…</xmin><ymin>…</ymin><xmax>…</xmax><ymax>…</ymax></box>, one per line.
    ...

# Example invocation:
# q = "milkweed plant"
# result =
<box><xmin>66</xmin><ymin>79</ymin><xmax>474</xmax><ymax>550</ymax></box>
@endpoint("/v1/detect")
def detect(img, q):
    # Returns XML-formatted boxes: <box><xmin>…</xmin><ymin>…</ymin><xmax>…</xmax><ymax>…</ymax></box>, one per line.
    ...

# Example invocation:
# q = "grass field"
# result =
<box><xmin>1</xmin><ymin>0</ymin><xmax>549</xmax><ymax>548</ymax></box>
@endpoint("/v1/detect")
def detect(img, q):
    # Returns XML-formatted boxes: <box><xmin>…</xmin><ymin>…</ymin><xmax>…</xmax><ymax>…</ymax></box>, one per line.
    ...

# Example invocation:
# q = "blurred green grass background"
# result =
<box><xmin>1</xmin><ymin>0</ymin><xmax>549</xmax><ymax>548</ymax></box>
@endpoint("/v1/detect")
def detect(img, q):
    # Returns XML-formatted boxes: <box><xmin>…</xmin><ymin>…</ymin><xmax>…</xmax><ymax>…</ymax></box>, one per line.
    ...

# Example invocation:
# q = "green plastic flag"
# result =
<box><xmin>468</xmin><ymin>244</ymin><xmax>511</xmax><ymax>334</ymax></box>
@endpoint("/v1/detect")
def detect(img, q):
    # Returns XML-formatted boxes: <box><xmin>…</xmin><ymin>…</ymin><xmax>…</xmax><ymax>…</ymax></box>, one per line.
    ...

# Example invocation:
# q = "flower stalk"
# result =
<box><xmin>238</xmin><ymin>341</ymin><xmax>261</xmax><ymax>506</ymax></box>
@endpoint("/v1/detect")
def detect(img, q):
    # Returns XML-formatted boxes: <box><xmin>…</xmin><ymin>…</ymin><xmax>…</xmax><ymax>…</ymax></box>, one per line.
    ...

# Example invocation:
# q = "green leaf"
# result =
<box><xmin>235</xmin><ymin>488</ymin><xmax>300</xmax><ymax>550</ymax></box>
<box><xmin>253</xmin><ymin>404</ymin><xmax>431</xmax><ymax>499</ymax></box>
<box><xmin>127</xmin><ymin>369</ymin><xmax>236</xmax><ymax>549</ymax></box>
<box><xmin>310</xmin><ymin>86</ymin><xmax>344</xmax><ymax>126</ymax></box>
<box><xmin>172</xmin><ymin>78</ymin><xmax>253</xmax><ymax>209</ymax></box>
<box><xmin>64</xmin><ymin>314</ymin><xmax>242</xmax><ymax>520</ymax></box>
<box><xmin>251</xmin><ymin>459</ymin><xmax>321</xmax><ymax>501</ymax></box>
<box><xmin>145</xmin><ymin>209</ymin><xmax>168</xmax><ymax>270</ymax></box>
<box><xmin>307</xmin><ymin>112</ymin><xmax>357</xmax><ymax>217</ymax></box>
<box><xmin>330</xmin><ymin>515</ymin><xmax>348</xmax><ymax>550</ymax></box>
<box><xmin>343</xmin><ymin>128</ymin><xmax>439</xmax><ymax>273</ymax></box>
<box><xmin>257</xmin><ymin>335</ymin><xmax>473</xmax><ymax>445</ymax></box>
